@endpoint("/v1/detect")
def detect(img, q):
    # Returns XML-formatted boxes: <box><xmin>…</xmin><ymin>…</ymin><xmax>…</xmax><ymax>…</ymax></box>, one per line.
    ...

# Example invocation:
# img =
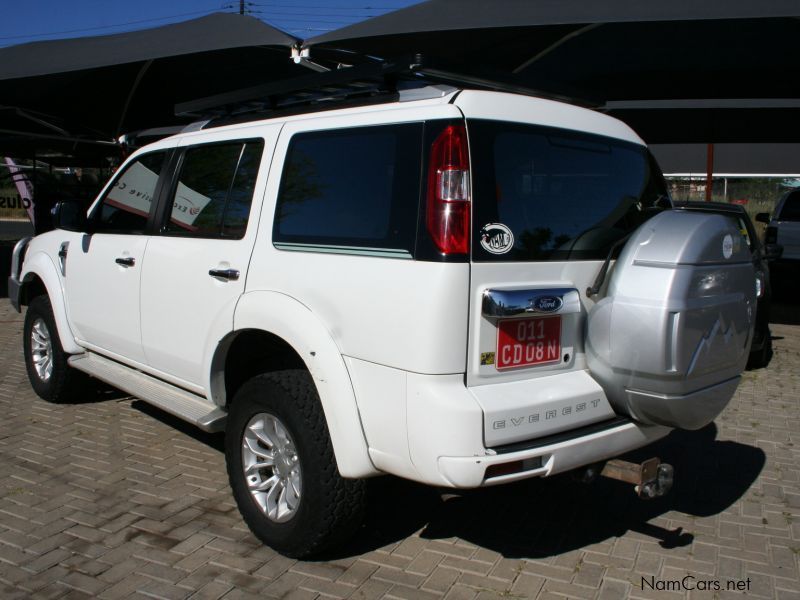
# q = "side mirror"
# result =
<box><xmin>51</xmin><ymin>200</ymin><xmax>88</xmax><ymax>232</ymax></box>
<box><xmin>755</xmin><ymin>212</ymin><xmax>770</xmax><ymax>224</ymax></box>
<box><xmin>763</xmin><ymin>243</ymin><xmax>783</xmax><ymax>261</ymax></box>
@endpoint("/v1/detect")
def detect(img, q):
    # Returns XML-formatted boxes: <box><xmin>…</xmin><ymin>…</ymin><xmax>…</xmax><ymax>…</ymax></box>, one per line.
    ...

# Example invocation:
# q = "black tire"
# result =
<box><xmin>225</xmin><ymin>370</ymin><xmax>365</xmax><ymax>557</ymax></box>
<box><xmin>23</xmin><ymin>295</ymin><xmax>86</xmax><ymax>403</ymax></box>
<box><xmin>747</xmin><ymin>328</ymin><xmax>773</xmax><ymax>370</ymax></box>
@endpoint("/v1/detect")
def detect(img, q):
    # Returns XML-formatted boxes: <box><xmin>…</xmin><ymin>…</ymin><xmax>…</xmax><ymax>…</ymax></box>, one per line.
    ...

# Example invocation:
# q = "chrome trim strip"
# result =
<box><xmin>274</xmin><ymin>242</ymin><xmax>412</xmax><ymax>259</ymax></box>
<box><xmin>482</xmin><ymin>287</ymin><xmax>580</xmax><ymax>318</ymax></box>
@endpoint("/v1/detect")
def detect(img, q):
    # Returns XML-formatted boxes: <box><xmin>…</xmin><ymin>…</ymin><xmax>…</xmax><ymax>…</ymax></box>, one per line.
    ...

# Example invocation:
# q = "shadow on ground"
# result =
<box><xmin>770</xmin><ymin>263</ymin><xmax>800</xmax><ymax>325</ymax></box>
<box><xmin>322</xmin><ymin>424</ymin><xmax>764</xmax><ymax>560</ymax></box>
<box><xmin>132</xmin><ymin>399</ymin><xmax>226</xmax><ymax>453</ymax></box>
<box><xmin>129</xmin><ymin>389</ymin><xmax>764</xmax><ymax>561</ymax></box>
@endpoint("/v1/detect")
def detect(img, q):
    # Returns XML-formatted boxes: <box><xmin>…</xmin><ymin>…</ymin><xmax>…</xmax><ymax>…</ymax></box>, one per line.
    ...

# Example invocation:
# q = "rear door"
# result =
<box><xmin>455</xmin><ymin>93</ymin><xmax>670</xmax><ymax>444</ymax></box>
<box><xmin>139</xmin><ymin>131</ymin><xmax>275</xmax><ymax>391</ymax></box>
<box><xmin>464</xmin><ymin>117</ymin><xmax>668</xmax><ymax>387</ymax></box>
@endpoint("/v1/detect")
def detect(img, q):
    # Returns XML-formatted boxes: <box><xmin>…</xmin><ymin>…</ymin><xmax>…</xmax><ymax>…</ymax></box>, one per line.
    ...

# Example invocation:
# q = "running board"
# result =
<box><xmin>68</xmin><ymin>353</ymin><xmax>227</xmax><ymax>433</ymax></box>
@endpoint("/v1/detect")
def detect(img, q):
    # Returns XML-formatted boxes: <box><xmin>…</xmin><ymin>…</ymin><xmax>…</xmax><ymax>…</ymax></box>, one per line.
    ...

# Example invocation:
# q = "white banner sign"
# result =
<box><xmin>105</xmin><ymin>161</ymin><xmax>212</xmax><ymax>231</ymax></box>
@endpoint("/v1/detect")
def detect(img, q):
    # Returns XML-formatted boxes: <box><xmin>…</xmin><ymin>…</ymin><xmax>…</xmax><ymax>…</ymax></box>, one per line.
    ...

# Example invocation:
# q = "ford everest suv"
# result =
<box><xmin>8</xmin><ymin>83</ymin><xmax>757</xmax><ymax>557</ymax></box>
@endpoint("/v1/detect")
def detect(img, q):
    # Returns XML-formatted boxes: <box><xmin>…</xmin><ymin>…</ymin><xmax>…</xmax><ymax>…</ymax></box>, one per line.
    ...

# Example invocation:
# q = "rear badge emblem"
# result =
<box><xmin>480</xmin><ymin>223</ymin><xmax>514</xmax><ymax>254</ymax></box>
<box><xmin>529</xmin><ymin>296</ymin><xmax>563</xmax><ymax>312</ymax></box>
<box><xmin>722</xmin><ymin>234</ymin><xmax>733</xmax><ymax>259</ymax></box>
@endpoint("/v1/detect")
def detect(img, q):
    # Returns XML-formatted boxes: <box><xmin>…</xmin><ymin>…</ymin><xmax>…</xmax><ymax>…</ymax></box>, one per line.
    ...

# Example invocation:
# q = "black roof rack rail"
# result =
<box><xmin>175</xmin><ymin>56</ymin><xmax>595</xmax><ymax>128</ymax></box>
<box><xmin>175</xmin><ymin>60</ymin><xmax>410</xmax><ymax>120</ymax></box>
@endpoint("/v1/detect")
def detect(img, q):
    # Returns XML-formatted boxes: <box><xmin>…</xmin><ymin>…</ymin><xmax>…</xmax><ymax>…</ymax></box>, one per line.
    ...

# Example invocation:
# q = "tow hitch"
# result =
<box><xmin>579</xmin><ymin>458</ymin><xmax>674</xmax><ymax>499</ymax></box>
<box><xmin>601</xmin><ymin>458</ymin><xmax>674</xmax><ymax>498</ymax></box>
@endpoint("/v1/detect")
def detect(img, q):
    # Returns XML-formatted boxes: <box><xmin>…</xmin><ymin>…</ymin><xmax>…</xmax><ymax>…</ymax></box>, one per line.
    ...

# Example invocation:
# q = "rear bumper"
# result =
<box><xmin>395</xmin><ymin>370</ymin><xmax>671</xmax><ymax>488</ymax></box>
<box><xmin>438</xmin><ymin>417</ymin><xmax>670</xmax><ymax>488</ymax></box>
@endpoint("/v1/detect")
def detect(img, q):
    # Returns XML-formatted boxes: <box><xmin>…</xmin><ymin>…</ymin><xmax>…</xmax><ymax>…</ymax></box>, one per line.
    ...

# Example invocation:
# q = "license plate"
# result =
<box><xmin>496</xmin><ymin>316</ymin><xmax>562</xmax><ymax>370</ymax></box>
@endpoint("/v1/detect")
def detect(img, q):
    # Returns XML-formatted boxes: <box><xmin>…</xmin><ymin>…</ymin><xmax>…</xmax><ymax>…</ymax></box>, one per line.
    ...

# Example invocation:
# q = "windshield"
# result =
<box><xmin>469</xmin><ymin>120</ymin><xmax>669</xmax><ymax>262</ymax></box>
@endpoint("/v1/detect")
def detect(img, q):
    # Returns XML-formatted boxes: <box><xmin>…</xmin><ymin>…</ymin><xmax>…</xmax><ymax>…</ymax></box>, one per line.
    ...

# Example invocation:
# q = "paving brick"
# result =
<box><xmin>58</xmin><ymin>570</ymin><xmax>110</xmax><ymax>595</ymax></box>
<box><xmin>252</xmin><ymin>555</ymin><xmax>296</xmax><ymax>580</ymax></box>
<box><xmin>337</xmin><ymin>560</ymin><xmax>378</xmax><ymax>586</ymax></box>
<box><xmin>443</xmin><ymin>585</ymin><xmax>478</xmax><ymax>600</ymax></box>
<box><xmin>186</xmin><ymin>580</ymin><xmax>233</xmax><ymax>600</ymax></box>
<box><xmin>137</xmin><ymin>579</ymin><xmax>193</xmax><ymax>600</ymax></box>
<box><xmin>262</xmin><ymin>571</ymin><xmax>307</xmax><ymax>598</ymax></box>
<box><xmin>440</xmin><ymin>555</ymin><xmax>493</xmax><ymax>576</ymax></box>
<box><xmin>291</xmin><ymin>560</ymin><xmax>347</xmax><ymax>581</ymax></box>
<box><xmin>384</xmin><ymin>584</ymin><xmax>441</xmax><ymax>600</ymax></box>
<box><xmin>168</xmin><ymin>533</ymin><xmax>214</xmax><ymax>557</ymax></box>
<box><xmin>0</xmin><ymin>296</ymin><xmax>798</xmax><ymax>600</ymax></box>
<box><xmin>421</xmin><ymin>566</ymin><xmax>459</xmax><ymax>594</ymax></box>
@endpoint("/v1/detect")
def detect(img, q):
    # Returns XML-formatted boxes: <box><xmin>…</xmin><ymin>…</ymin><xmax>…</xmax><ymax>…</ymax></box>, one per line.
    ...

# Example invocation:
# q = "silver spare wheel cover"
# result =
<box><xmin>585</xmin><ymin>210</ymin><xmax>756</xmax><ymax>430</ymax></box>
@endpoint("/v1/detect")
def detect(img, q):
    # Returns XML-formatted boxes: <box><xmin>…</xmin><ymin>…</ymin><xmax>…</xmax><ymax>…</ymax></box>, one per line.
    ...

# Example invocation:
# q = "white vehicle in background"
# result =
<box><xmin>7</xmin><ymin>67</ymin><xmax>757</xmax><ymax>557</ymax></box>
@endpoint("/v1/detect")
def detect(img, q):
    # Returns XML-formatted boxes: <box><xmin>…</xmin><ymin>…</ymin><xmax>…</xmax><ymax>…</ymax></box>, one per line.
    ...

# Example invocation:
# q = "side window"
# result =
<box><xmin>164</xmin><ymin>140</ymin><xmax>264</xmax><ymax>238</ymax></box>
<box><xmin>92</xmin><ymin>151</ymin><xmax>166</xmax><ymax>234</ymax></box>
<box><xmin>778</xmin><ymin>191</ymin><xmax>800</xmax><ymax>222</ymax></box>
<box><xmin>273</xmin><ymin>124</ymin><xmax>423</xmax><ymax>255</ymax></box>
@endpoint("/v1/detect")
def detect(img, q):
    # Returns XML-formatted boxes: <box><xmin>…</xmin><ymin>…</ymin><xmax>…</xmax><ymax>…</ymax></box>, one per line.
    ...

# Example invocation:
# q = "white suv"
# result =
<box><xmin>8</xmin><ymin>83</ymin><xmax>757</xmax><ymax>556</ymax></box>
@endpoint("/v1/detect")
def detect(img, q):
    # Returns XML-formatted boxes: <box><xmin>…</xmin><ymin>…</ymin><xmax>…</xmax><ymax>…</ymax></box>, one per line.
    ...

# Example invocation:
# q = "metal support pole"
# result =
<box><xmin>705</xmin><ymin>143</ymin><xmax>714</xmax><ymax>201</ymax></box>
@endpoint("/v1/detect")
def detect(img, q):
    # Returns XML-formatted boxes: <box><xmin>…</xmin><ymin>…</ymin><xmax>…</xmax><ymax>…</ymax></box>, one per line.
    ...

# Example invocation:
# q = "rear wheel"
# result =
<box><xmin>225</xmin><ymin>370</ymin><xmax>365</xmax><ymax>557</ymax></box>
<box><xmin>23</xmin><ymin>295</ymin><xmax>86</xmax><ymax>403</ymax></box>
<box><xmin>747</xmin><ymin>327</ymin><xmax>773</xmax><ymax>370</ymax></box>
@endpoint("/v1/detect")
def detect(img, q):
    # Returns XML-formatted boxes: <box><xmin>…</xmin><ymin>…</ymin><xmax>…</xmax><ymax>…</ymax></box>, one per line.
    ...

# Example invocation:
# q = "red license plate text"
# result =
<box><xmin>496</xmin><ymin>316</ymin><xmax>561</xmax><ymax>370</ymax></box>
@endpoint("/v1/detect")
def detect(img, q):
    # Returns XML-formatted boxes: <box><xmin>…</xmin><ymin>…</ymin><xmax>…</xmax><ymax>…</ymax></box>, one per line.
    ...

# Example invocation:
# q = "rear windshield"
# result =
<box><xmin>469</xmin><ymin>120</ymin><xmax>669</xmax><ymax>261</ymax></box>
<box><xmin>778</xmin><ymin>190</ymin><xmax>800</xmax><ymax>221</ymax></box>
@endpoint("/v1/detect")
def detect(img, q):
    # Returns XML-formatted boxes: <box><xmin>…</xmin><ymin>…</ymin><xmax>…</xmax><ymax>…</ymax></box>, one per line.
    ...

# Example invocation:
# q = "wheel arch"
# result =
<box><xmin>19</xmin><ymin>252</ymin><xmax>83</xmax><ymax>354</ymax></box>
<box><xmin>211</xmin><ymin>290</ymin><xmax>377</xmax><ymax>478</ymax></box>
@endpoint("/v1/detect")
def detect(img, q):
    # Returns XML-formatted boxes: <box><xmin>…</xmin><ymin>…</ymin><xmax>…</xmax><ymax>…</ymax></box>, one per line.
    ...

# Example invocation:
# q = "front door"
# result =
<box><xmin>63</xmin><ymin>150</ymin><xmax>170</xmax><ymax>365</ymax></box>
<box><xmin>140</xmin><ymin>135</ymin><xmax>271</xmax><ymax>389</ymax></box>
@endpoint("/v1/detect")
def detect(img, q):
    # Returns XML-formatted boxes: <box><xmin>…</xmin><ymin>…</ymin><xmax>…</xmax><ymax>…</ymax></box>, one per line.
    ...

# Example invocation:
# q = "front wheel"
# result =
<box><xmin>225</xmin><ymin>371</ymin><xmax>365</xmax><ymax>557</ymax></box>
<box><xmin>23</xmin><ymin>295</ymin><xmax>86</xmax><ymax>403</ymax></box>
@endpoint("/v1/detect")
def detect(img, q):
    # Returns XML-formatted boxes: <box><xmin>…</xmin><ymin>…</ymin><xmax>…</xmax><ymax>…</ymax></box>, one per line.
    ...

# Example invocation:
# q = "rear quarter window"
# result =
<box><xmin>273</xmin><ymin>123</ymin><xmax>423</xmax><ymax>256</ymax></box>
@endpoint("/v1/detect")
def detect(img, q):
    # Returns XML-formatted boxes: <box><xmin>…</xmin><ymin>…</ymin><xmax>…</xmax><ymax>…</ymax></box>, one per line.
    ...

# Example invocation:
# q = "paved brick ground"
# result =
<box><xmin>0</xmin><ymin>301</ymin><xmax>798</xmax><ymax>599</ymax></box>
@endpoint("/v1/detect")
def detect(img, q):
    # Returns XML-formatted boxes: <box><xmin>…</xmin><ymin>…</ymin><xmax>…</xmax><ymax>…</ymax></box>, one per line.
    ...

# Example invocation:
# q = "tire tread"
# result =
<box><xmin>225</xmin><ymin>370</ymin><xmax>365</xmax><ymax>557</ymax></box>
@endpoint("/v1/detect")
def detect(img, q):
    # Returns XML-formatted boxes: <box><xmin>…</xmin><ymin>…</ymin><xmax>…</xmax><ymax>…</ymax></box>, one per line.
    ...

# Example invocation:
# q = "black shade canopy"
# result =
<box><xmin>308</xmin><ymin>0</ymin><xmax>800</xmax><ymax>143</ymax></box>
<box><xmin>0</xmin><ymin>13</ymin><xmax>303</xmax><ymax>161</ymax></box>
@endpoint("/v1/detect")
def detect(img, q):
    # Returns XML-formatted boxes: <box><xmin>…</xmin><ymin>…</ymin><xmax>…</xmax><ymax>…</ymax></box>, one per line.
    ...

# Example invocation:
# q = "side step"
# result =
<box><xmin>68</xmin><ymin>352</ymin><xmax>227</xmax><ymax>433</ymax></box>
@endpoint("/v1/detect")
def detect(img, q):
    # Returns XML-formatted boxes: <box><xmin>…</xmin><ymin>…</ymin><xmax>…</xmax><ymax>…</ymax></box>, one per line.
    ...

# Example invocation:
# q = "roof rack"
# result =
<box><xmin>175</xmin><ymin>56</ymin><xmax>590</xmax><ymax>128</ymax></box>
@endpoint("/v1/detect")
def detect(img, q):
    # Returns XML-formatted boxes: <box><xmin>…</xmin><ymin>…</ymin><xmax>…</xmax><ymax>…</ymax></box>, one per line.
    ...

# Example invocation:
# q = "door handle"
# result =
<box><xmin>208</xmin><ymin>268</ymin><xmax>240</xmax><ymax>281</ymax></box>
<box><xmin>115</xmin><ymin>257</ymin><xmax>135</xmax><ymax>267</ymax></box>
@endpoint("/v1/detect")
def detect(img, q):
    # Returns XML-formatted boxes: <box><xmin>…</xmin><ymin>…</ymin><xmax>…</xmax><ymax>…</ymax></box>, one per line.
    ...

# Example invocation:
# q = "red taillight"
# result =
<box><xmin>426</xmin><ymin>124</ymin><xmax>470</xmax><ymax>255</ymax></box>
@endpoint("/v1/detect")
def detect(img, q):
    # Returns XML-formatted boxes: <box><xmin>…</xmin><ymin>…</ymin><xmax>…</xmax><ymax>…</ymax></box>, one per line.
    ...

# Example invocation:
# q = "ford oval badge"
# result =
<box><xmin>530</xmin><ymin>295</ymin><xmax>563</xmax><ymax>313</ymax></box>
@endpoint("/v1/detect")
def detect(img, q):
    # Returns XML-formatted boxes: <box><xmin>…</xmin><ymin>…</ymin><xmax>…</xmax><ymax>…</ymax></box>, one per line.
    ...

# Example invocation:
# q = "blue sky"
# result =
<box><xmin>0</xmin><ymin>0</ymin><xmax>420</xmax><ymax>47</ymax></box>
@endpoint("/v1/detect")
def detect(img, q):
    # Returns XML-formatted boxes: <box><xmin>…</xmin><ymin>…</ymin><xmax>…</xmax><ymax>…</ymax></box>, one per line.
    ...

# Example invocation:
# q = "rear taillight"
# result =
<box><xmin>765</xmin><ymin>226</ymin><xmax>778</xmax><ymax>244</ymax></box>
<box><xmin>426</xmin><ymin>124</ymin><xmax>470</xmax><ymax>255</ymax></box>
